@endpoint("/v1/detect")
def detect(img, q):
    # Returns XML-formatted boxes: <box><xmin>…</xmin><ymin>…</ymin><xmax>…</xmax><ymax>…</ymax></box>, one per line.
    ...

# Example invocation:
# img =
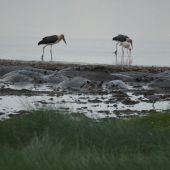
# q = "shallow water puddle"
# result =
<box><xmin>0</xmin><ymin>93</ymin><xmax>170</xmax><ymax>120</ymax></box>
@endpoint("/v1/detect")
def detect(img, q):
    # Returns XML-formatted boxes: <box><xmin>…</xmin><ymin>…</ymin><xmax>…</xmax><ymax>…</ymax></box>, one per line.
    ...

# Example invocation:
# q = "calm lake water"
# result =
<box><xmin>0</xmin><ymin>36</ymin><xmax>169</xmax><ymax>66</ymax></box>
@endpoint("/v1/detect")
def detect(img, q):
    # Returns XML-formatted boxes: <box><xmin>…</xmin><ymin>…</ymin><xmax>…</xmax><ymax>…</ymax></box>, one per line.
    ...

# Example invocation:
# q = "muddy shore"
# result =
<box><xmin>0</xmin><ymin>59</ymin><xmax>170</xmax><ymax>72</ymax></box>
<box><xmin>0</xmin><ymin>59</ymin><xmax>170</xmax><ymax>119</ymax></box>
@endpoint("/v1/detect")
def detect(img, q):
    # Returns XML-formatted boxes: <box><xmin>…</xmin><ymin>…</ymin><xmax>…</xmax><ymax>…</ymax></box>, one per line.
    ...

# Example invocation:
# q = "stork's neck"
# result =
<box><xmin>57</xmin><ymin>35</ymin><xmax>63</xmax><ymax>41</ymax></box>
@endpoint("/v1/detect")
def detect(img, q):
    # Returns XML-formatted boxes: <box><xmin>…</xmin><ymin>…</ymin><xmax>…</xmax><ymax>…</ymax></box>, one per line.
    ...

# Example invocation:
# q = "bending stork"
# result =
<box><xmin>38</xmin><ymin>34</ymin><xmax>67</xmax><ymax>61</ymax></box>
<box><xmin>112</xmin><ymin>34</ymin><xmax>133</xmax><ymax>56</ymax></box>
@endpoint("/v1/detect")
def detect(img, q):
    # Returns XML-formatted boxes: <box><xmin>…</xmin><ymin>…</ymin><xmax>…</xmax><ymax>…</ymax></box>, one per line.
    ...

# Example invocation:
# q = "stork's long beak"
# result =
<box><xmin>63</xmin><ymin>36</ymin><xmax>67</xmax><ymax>45</ymax></box>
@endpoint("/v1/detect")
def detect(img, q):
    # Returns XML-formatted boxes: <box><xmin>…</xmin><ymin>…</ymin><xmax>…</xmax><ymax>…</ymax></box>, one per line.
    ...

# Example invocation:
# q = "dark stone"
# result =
<box><xmin>149</xmin><ymin>78</ymin><xmax>170</xmax><ymax>89</ymax></box>
<box><xmin>111</xmin><ymin>73</ymin><xmax>134</xmax><ymax>82</ymax></box>
<box><xmin>122</xmin><ymin>98</ymin><xmax>139</xmax><ymax>105</ymax></box>
<box><xmin>98</xmin><ymin>110</ymin><xmax>110</xmax><ymax>114</ymax></box>
<box><xmin>38</xmin><ymin>101</ymin><xmax>48</xmax><ymax>104</ymax></box>
<box><xmin>88</xmin><ymin>99</ymin><xmax>102</xmax><ymax>103</ymax></box>
<box><xmin>0</xmin><ymin>112</ymin><xmax>5</xmax><ymax>115</ymax></box>
<box><xmin>113</xmin><ymin>104</ymin><xmax>118</xmax><ymax>107</ymax></box>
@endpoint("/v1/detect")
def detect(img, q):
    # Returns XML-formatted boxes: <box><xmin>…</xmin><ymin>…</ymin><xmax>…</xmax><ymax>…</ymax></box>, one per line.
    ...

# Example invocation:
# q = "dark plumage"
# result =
<box><xmin>112</xmin><ymin>34</ymin><xmax>129</xmax><ymax>42</ymax></box>
<box><xmin>38</xmin><ymin>35</ymin><xmax>59</xmax><ymax>45</ymax></box>
<box><xmin>38</xmin><ymin>34</ymin><xmax>67</xmax><ymax>61</ymax></box>
<box><xmin>112</xmin><ymin>34</ymin><xmax>133</xmax><ymax>59</ymax></box>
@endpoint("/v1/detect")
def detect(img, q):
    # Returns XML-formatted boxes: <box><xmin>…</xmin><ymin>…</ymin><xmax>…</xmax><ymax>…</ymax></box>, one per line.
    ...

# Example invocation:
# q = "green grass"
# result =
<box><xmin>0</xmin><ymin>110</ymin><xmax>170</xmax><ymax>170</ymax></box>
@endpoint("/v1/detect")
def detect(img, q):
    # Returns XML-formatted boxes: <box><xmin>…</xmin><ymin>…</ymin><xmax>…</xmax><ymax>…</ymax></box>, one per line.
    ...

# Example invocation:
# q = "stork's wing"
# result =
<box><xmin>42</xmin><ymin>35</ymin><xmax>58</xmax><ymax>43</ymax></box>
<box><xmin>113</xmin><ymin>34</ymin><xmax>129</xmax><ymax>42</ymax></box>
<box><xmin>117</xmin><ymin>34</ymin><xmax>129</xmax><ymax>41</ymax></box>
<box><xmin>117</xmin><ymin>34</ymin><xmax>129</xmax><ymax>39</ymax></box>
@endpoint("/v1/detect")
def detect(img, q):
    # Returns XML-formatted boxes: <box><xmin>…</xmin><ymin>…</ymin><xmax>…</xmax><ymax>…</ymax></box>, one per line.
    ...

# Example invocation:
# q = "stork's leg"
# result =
<box><xmin>115</xmin><ymin>53</ymin><xmax>117</xmax><ymax>65</ymax></box>
<box><xmin>127</xmin><ymin>48</ymin><xmax>132</xmax><ymax>57</ymax></box>
<box><xmin>121</xmin><ymin>47</ymin><xmax>124</xmax><ymax>65</ymax></box>
<box><xmin>113</xmin><ymin>42</ymin><xmax>119</xmax><ymax>65</ymax></box>
<box><xmin>50</xmin><ymin>45</ymin><xmax>53</xmax><ymax>61</ymax></box>
<box><xmin>116</xmin><ymin>42</ymin><xmax>119</xmax><ymax>53</ymax></box>
<box><xmin>129</xmin><ymin>48</ymin><xmax>131</xmax><ymax>57</ymax></box>
<box><xmin>42</xmin><ymin>45</ymin><xmax>48</xmax><ymax>61</ymax></box>
<box><xmin>115</xmin><ymin>42</ymin><xmax>119</xmax><ymax>64</ymax></box>
<box><xmin>114</xmin><ymin>42</ymin><xmax>119</xmax><ymax>55</ymax></box>
<box><xmin>128</xmin><ymin>48</ymin><xmax>132</xmax><ymax>65</ymax></box>
<box><xmin>127</xmin><ymin>48</ymin><xmax>129</xmax><ymax>56</ymax></box>
<box><xmin>122</xmin><ymin>47</ymin><xmax>124</xmax><ymax>56</ymax></box>
<box><xmin>126</xmin><ymin>48</ymin><xmax>130</xmax><ymax>65</ymax></box>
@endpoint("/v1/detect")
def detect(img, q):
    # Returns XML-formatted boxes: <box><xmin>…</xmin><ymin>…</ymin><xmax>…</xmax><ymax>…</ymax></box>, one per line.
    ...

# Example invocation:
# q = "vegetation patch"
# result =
<box><xmin>0</xmin><ymin>110</ymin><xmax>170</xmax><ymax>170</ymax></box>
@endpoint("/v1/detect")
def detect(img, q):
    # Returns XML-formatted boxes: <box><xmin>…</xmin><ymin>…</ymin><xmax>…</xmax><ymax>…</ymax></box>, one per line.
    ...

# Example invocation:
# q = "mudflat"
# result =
<box><xmin>0</xmin><ymin>59</ymin><xmax>170</xmax><ymax>72</ymax></box>
<box><xmin>0</xmin><ymin>59</ymin><xmax>170</xmax><ymax>119</ymax></box>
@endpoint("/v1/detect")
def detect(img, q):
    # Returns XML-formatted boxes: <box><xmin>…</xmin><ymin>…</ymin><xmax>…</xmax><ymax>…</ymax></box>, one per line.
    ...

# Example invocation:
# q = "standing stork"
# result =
<box><xmin>112</xmin><ymin>34</ymin><xmax>133</xmax><ymax>55</ymax></box>
<box><xmin>112</xmin><ymin>34</ymin><xmax>133</xmax><ymax>64</ymax></box>
<box><xmin>38</xmin><ymin>34</ymin><xmax>67</xmax><ymax>61</ymax></box>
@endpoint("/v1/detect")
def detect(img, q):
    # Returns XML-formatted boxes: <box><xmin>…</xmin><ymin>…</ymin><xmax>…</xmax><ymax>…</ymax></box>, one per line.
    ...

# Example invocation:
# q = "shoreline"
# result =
<box><xmin>0</xmin><ymin>58</ymin><xmax>170</xmax><ymax>72</ymax></box>
<box><xmin>0</xmin><ymin>58</ymin><xmax>170</xmax><ymax>119</ymax></box>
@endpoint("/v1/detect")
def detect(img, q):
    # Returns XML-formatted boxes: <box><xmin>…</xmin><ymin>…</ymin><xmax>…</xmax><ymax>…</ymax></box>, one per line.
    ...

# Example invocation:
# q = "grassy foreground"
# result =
<box><xmin>0</xmin><ymin>111</ymin><xmax>170</xmax><ymax>170</ymax></box>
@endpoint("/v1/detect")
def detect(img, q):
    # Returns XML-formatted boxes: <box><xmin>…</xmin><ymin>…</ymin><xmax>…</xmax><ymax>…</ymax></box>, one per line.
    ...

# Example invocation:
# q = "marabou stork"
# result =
<box><xmin>38</xmin><ymin>34</ymin><xmax>67</xmax><ymax>61</ymax></box>
<box><xmin>112</xmin><ymin>34</ymin><xmax>133</xmax><ymax>56</ymax></box>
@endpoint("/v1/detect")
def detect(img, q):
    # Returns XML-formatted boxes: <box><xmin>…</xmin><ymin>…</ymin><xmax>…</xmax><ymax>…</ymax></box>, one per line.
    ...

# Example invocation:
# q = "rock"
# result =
<box><xmin>79</xmin><ymin>71</ymin><xmax>113</xmax><ymax>81</ymax></box>
<box><xmin>114</xmin><ymin>109</ymin><xmax>139</xmax><ymax>116</ymax></box>
<box><xmin>8</xmin><ymin>114</ymin><xmax>15</xmax><ymax>117</ymax></box>
<box><xmin>149</xmin><ymin>78</ymin><xmax>170</xmax><ymax>89</ymax></box>
<box><xmin>80</xmin><ymin>80</ymin><xmax>97</xmax><ymax>90</ymax></box>
<box><xmin>113</xmin><ymin>104</ymin><xmax>118</xmax><ymax>107</ymax></box>
<box><xmin>1</xmin><ymin>70</ymin><xmax>44</xmax><ymax>83</ymax></box>
<box><xmin>111</xmin><ymin>73</ymin><xmax>134</xmax><ymax>82</ymax></box>
<box><xmin>43</xmin><ymin>74</ymin><xmax>68</xmax><ymax>83</ymax></box>
<box><xmin>0</xmin><ymin>67</ymin><xmax>54</xmax><ymax>84</ymax></box>
<box><xmin>58</xmin><ymin>68</ymin><xmax>113</xmax><ymax>81</ymax></box>
<box><xmin>144</xmin><ymin>95</ymin><xmax>160</xmax><ymax>102</ymax></box>
<box><xmin>98</xmin><ymin>110</ymin><xmax>110</xmax><ymax>114</ymax></box>
<box><xmin>0</xmin><ymin>112</ymin><xmax>5</xmax><ymax>115</ymax></box>
<box><xmin>117</xmin><ymin>72</ymin><xmax>155</xmax><ymax>82</ymax></box>
<box><xmin>0</xmin><ymin>66</ymin><xmax>50</xmax><ymax>78</ymax></box>
<box><xmin>88</xmin><ymin>99</ymin><xmax>102</xmax><ymax>103</ymax></box>
<box><xmin>2</xmin><ymin>72</ymin><xmax>33</xmax><ymax>83</ymax></box>
<box><xmin>0</xmin><ymin>66</ymin><xmax>23</xmax><ymax>77</ymax></box>
<box><xmin>133</xmin><ymin>90</ymin><xmax>155</xmax><ymax>96</ymax></box>
<box><xmin>154</xmin><ymin>71</ymin><xmax>170</xmax><ymax>79</ymax></box>
<box><xmin>38</xmin><ymin>100</ymin><xmax>48</xmax><ymax>104</ymax></box>
<box><xmin>105</xmin><ymin>80</ymin><xmax>128</xmax><ymax>89</ymax></box>
<box><xmin>56</xmin><ymin>76</ymin><xmax>90</xmax><ymax>89</ymax></box>
<box><xmin>122</xmin><ymin>98</ymin><xmax>139</xmax><ymax>105</ymax></box>
<box><xmin>104</xmin><ymin>98</ymin><xmax>116</xmax><ymax>104</ymax></box>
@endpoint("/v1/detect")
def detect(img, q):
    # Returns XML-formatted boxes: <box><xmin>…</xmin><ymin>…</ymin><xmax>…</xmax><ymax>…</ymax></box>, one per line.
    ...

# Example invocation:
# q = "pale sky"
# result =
<box><xmin>0</xmin><ymin>0</ymin><xmax>170</xmax><ymax>41</ymax></box>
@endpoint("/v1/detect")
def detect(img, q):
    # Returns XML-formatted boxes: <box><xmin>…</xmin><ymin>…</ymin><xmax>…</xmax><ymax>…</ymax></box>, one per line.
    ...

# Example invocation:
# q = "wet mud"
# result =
<box><xmin>0</xmin><ymin>59</ymin><xmax>170</xmax><ymax>119</ymax></box>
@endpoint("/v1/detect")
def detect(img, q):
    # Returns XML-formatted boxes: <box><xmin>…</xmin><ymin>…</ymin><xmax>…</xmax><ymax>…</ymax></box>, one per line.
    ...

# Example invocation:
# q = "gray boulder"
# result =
<box><xmin>0</xmin><ymin>66</ymin><xmax>53</xmax><ymax>78</ymax></box>
<box><xmin>154</xmin><ymin>71</ymin><xmax>170</xmax><ymax>79</ymax></box>
<box><xmin>56</xmin><ymin>76</ymin><xmax>90</xmax><ymax>89</ymax></box>
<box><xmin>1</xmin><ymin>70</ymin><xmax>44</xmax><ymax>83</ymax></box>
<box><xmin>1</xmin><ymin>72</ymin><xmax>33</xmax><ymax>83</ymax></box>
<box><xmin>117</xmin><ymin>72</ymin><xmax>155</xmax><ymax>82</ymax></box>
<box><xmin>111</xmin><ymin>73</ymin><xmax>134</xmax><ymax>82</ymax></box>
<box><xmin>43</xmin><ymin>74</ymin><xmax>68</xmax><ymax>84</ymax></box>
<box><xmin>0</xmin><ymin>66</ymin><xmax>25</xmax><ymax>77</ymax></box>
<box><xmin>58</xmin><ymin>68</ymin><xmax>113</xmax><ymax>81</ymax></box>
<box><xmin>149</xmin><ymin>78</ymin><xmax>170</xmax><ymax>89</ymax></box>
<box><xmin>105</xmin><ymin>80</ymin><xmax>128</xmax><ymax>89</ymax></box>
